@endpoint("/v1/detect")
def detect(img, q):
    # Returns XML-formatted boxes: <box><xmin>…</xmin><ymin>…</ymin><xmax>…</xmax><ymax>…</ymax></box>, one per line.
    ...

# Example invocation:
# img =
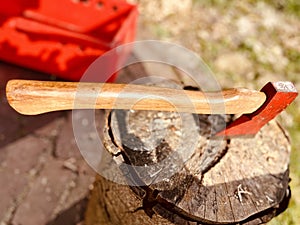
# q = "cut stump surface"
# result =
<box><xmin>86</xmin><ymin>106</ymin><xmax>291</xmax><ymax>225</ymax></box>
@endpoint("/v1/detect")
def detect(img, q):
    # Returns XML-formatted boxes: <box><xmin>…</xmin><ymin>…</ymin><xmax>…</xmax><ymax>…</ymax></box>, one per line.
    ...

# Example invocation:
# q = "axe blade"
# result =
<box><xmin>216</xmin><ymin>81</ymin><xmax>298</xmax><ymax>138</ymax></box>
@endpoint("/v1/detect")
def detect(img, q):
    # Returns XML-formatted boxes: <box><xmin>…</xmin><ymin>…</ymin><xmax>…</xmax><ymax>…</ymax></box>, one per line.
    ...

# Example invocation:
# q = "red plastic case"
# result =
<box><xmin>0</xmin><ymin>0</ymin><xmax>138</xmax><ymax>81</ymax></box>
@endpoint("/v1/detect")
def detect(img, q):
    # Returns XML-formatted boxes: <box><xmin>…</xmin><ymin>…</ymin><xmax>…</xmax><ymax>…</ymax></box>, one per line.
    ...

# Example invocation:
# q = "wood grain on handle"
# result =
<box><xmin>6</xmin><ymin>79</ymin><xmax>266</xmax><ymax>115</ymax></box>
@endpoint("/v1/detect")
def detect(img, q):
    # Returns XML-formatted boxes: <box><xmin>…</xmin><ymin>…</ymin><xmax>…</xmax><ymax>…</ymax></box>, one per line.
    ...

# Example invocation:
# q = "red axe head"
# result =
<box><xmin>216</xmin><ymin>81</ymin><xmax>298</xmax><ymax>138</ymax></box>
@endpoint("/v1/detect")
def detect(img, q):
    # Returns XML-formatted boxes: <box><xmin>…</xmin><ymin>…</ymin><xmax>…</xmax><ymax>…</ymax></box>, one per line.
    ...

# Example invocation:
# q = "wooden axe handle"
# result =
<box><xmin>6</xmin><ymin>79</ymin><xmax>266</xmax><ymax>115</ymax></box>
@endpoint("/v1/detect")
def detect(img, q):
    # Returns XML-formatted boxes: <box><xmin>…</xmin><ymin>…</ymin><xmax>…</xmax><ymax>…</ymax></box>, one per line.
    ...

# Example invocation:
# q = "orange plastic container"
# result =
<box><xmin>0</xmin><ymin>0</ymin><xmax>138</xmax><ymax>81</ymax></box>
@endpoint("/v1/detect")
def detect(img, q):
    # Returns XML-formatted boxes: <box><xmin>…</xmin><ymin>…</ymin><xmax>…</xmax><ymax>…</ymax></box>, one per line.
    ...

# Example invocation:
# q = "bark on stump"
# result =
<box><xmin>86</xmin><ymin>108</ymin><xmax>291</xmax><ymax>225</ymax></box>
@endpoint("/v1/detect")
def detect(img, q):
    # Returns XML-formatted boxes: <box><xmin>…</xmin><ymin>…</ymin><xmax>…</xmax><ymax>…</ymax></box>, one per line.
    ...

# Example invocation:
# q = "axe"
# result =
<box><xmin>6</xmin><ymin>80</ymin><xmax>298</xmax><ymax>137</ymax></box>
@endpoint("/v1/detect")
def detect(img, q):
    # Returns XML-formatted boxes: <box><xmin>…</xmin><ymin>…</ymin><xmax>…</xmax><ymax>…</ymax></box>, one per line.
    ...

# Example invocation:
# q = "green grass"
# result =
<box><xmin>260</xmin><ymin>0</ymin><xmax>300</xmax><ymax>17</ymax></box>
<box><xmin>193</xmin><ymin>0</ymin><xmax>300</xmax><ymax>17</ymax></box>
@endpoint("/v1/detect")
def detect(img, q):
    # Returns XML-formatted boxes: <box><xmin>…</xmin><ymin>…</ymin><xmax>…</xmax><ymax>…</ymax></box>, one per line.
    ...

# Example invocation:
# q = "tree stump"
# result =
<box><xmin>85</xmin><ymin>102</ymin><xmax>291</xmax><ymax>224</ymax></box>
